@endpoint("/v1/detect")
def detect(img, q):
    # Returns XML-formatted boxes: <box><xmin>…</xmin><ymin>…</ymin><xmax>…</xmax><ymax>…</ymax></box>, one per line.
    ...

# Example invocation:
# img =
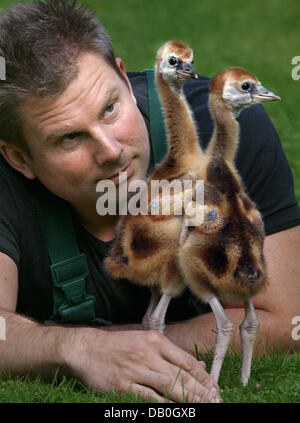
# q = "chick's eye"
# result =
<box><xmin>169</xmin><ymin>56</ymin><xmax>178</xmax><ymax>66</ymax></box>
<box><xmin>205</xmin><ymin>209</ymin><xmax>217</xmax><ymax>221</ymax></box>
<box><xmin>241</xmin><ymin>82</ymin><xmax>251</xmax><ymax>91</ymax></box>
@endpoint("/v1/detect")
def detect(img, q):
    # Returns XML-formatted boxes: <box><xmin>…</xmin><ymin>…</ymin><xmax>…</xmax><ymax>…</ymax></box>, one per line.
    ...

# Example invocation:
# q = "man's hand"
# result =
<box><xmin>0</xmin><ymin>252</ymin><xmax>221</xmax><ymax>403</ymax></box>
<box><xmin>62</xmin><ymin>327</ymin><xmax>221</xmax><ymax>403</ymax></box>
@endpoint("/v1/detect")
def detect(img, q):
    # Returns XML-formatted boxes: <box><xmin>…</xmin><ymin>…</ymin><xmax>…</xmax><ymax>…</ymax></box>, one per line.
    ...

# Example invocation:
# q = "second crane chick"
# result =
<box><xmin>178</xmin><ymin>67</ymin><xmax>280</xmax><ymax>385</ymax></box>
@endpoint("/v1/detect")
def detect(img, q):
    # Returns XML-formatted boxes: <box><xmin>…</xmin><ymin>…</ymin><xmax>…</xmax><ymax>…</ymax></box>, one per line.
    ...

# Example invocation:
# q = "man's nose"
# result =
<box><xmin>90</xmin><ymin>126</ymin><xmax>123</xmax><ymax>164</ymax></box>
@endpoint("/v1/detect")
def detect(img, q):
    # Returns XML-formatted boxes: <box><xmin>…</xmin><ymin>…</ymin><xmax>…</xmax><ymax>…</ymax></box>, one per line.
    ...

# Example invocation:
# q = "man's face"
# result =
<box><xmin>20</xmin><ymin>52</ymin><xmax>150</xmax><ymax>212</ymax></box>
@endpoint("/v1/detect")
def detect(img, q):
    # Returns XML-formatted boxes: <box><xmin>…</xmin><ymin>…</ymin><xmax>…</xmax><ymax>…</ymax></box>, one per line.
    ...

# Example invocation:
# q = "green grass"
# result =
<box><xmin>0</xmin><ymin>0</ymin><xmax>299</xmax><ymax>403</ymax></box>
<box><xmin>204</xmin><ymin>349</ymin><xmax>300</xmax><ymax>403</ymax></box>
<box><xmin>0</xmin><ymin>372</ymin><xmax>153</xmax><ymax>403</ymax></box>
<box><xmin>0</xmin><ymin>349</ymin><xmax>299</xmax><ymax>403</ymax></box>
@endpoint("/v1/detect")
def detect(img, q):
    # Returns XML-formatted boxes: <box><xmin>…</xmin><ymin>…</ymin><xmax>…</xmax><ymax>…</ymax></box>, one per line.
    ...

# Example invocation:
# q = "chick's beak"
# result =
<box><xmin>252</xmin><ymin>85</ymin><xmax>281</xmax><ymax>103</ymax></box>
<box><xmin>177</xmin><ymin>61</ymin><xmax>198</xmax><ymax>79</ymax></box>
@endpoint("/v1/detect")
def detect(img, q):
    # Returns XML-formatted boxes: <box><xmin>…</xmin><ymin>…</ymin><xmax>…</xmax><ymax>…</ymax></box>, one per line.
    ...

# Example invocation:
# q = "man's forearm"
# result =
<box><xmin>164</xmin><ymin>308</ymin><xmax>294</xmax><ymax>356</ymax></box>
<box><xmin>0</xmin><ymin>306</ymin><xmax>70</xmax><ymax>379</ymax></box>
<box><xmin>0</xmin><ymin>307</ymin><xmax>222</xmax><ymax>403</ymax></box>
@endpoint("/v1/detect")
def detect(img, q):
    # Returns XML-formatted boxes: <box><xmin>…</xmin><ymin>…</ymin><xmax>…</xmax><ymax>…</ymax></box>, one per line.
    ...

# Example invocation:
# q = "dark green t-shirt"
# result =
<box><xmin>0</xmin><ymin>71</ymin><xmax>299</xmax><ymax>323</ymax></box>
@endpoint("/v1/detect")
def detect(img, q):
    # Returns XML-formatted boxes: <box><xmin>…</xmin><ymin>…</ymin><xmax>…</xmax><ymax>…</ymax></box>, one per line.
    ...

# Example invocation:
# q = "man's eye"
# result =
<box><xmin>105</xmin><ymin>103</ymin><xmax>115</xmax><ymax>115</ymax></box>
<box><xmin>60</xmin><ymin>133</ymin><xmax>81</xmax><ymax>143</ymax></box>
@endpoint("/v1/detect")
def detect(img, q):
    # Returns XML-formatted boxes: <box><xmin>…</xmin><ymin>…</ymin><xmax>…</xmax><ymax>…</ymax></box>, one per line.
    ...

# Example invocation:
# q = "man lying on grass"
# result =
<box><xmin>0</xmin><ymin>0</ymin><xmax>299</xmax><ymax>403</ymax></box>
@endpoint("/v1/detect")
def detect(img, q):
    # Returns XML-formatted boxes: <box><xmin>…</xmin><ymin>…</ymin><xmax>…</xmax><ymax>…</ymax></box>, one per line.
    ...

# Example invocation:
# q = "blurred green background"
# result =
<box><xmin>1</xmin><ymin>0</ymin><xmax>300</xmax><ymax>200</ymax></box>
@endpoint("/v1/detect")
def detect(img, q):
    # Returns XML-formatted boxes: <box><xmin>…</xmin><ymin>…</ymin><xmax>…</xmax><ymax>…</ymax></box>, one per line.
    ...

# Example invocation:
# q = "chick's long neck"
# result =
<box><xmin>155</xmin><ymin>69</ymin><xmax>203</xmax><ymax>173</ymax></box>
<box><xmin>206</xmin><ymin>93</ymin><xmax>240</xmax><ymax>164</ymax></box>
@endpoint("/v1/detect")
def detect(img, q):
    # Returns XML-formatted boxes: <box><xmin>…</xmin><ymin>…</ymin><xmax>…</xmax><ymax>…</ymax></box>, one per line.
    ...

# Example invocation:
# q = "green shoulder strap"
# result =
<box><xmin>144</xmin><ymin>68</ymin><xmax>168</xmax><ymax>164</ymax></box>
<box><xmin>40</xmin><ymin>189</ymin><xmax>112</xmax><ymax>326</ymax></box>
<box><xmin>41</xmin><ymin>69</ymin><xmax>166</xmax><ymax>326</ymax></box>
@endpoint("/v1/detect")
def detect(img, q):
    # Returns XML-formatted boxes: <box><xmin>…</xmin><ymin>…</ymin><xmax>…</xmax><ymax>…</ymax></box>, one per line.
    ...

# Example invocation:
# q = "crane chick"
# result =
<box><xmin>104</xmin><ymin>41</ymin><xmax>201</xmax><ymax>333</ymax></box>
<box><xmin>178</xmin><ymin>67</ymin><xmax>280</xmax><ymax>385</ymax></box>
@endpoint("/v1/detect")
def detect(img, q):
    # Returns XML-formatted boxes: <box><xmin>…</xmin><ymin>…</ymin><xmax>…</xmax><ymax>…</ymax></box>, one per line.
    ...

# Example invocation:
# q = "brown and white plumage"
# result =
<box><xmin>105</xmin><ymin>45</ymin><xmax>281</xmax><ymax>387</ymax></box>
<box><xmin>178</xmin><ymin>67</ymin><xmax>280</xmax><ymax>385</ymax></box>
<box><xmin>104</xmin><ymin>41</ymin><xmax>201</xmax><ymax>331</ymax></box>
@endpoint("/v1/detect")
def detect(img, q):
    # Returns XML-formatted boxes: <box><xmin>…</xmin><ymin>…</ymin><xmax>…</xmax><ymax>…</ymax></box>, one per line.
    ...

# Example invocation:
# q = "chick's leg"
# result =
<box><xmin>142</xmin><ymin>290</ymin><xmax>172</xmax><ymax>334</ymax></box>
<box><xmin>142</xmin><ymin>289</ymin><xmax>161</xmax><ymax>325</ymax></box>
<box><xmin>208</xmin><ymin>296</ymin><xmax>234</xmax><ymax>384</ymax></box>
<box><xmin>239</xmin><ymin>299</ymin><xmax>260</xmax><ymax>386</ymax></box>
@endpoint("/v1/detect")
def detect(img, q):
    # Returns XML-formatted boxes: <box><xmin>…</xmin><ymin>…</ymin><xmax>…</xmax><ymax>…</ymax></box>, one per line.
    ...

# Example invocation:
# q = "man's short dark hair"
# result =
<box><xmin>0</xmin><ymin>0</ymin><xmax>126</xmax><ymax>154</ymax></box>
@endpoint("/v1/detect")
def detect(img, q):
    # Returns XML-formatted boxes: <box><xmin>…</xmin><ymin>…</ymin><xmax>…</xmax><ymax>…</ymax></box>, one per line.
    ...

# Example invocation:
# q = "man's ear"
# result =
<box><xmin>115</xmin><ymin>57</ymin><xmax>137</xmax><ymax>104</ymax></box>
<box><xmin>0</xmin><ymin>140</ymin><xmax>36</xmax><ymax>179</ymax></box>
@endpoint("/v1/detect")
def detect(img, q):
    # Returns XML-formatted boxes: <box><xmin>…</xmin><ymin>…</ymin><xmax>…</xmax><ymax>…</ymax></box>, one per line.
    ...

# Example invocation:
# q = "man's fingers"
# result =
<box><xmin>136</xmin><ymin>368</ymin><xmax>219</xmax><ymax>403</ymax></box>
<box><xmin>198</xmin><ymin>361</ymin><xmax>206</xmax><ymax>369</ymax></box>
<box><xmin>145</xmin><ymin>332</ymin><xmax>222</xmax><ymax>402</ymax></box>
<box><xmin>171</xmin><ymin>367</ymin><xmax>221</xmax><ymax>403</ymax></box>
<box><xmin>158</xmin><ymin>336</ymin><xmax>215</xmax><ymax>388</ymax></box>
<box><xmin>129</xmin><ymin>383</ymin><xmax>174</xmax><ymax>403</ymax></box>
